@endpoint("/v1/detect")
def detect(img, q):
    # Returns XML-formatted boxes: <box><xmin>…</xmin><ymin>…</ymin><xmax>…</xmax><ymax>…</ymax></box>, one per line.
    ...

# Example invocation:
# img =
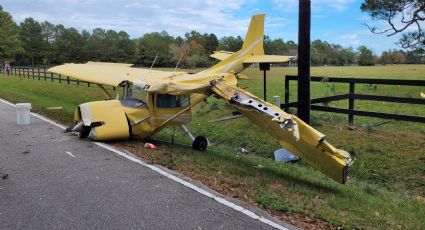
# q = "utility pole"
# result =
<box><xmin>297</xmin><ymin>0</ymin><xmax>311</xmax><ymax>124</ymax></box>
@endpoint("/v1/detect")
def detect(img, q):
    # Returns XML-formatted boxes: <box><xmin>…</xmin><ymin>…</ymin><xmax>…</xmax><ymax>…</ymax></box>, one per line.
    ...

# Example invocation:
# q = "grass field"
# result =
<box><xmin>0</xmin><ymin>65</ymin><xmax>424</xmax><ymax>229</ymax></box>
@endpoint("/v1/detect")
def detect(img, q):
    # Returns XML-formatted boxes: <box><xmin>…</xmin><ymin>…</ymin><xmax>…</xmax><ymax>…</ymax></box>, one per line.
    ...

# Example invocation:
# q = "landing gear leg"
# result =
<box><xmin>180</xmin><ymin>124</ymin><xmax>208</xmax><ymax>151</ymax></box>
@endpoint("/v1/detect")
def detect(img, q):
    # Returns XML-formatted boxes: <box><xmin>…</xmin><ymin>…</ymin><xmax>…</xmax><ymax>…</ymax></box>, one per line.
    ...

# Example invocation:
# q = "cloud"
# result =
<box><xmin>0</xmin><ymin>0</ymin><xmax>404</xmax><ymax>53</ymax></box>
<box><xmin>274</xmin><ymin>0</ymin><xmax>356</xmax><ymax>12</ymax></box>
<box><xmin>338</xmin><ymin>33</ymin><xmax>360</xmax><ymax>46</ymax></box>
<box><xmin>2</xmin><ymin>0</ymin><xmax>254</xmax><ymax>38</ymax></box>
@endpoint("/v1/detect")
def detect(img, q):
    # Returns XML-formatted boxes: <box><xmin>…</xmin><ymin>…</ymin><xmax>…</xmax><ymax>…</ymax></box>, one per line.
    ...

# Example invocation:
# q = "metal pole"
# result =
<box><xmin>259</xmin><ymin>63</ymin><xmax>270</xmax><ymax>101</ymax></box>
<box><xmin>297</xmin><ymin>0</ymin><xmax>311</xmax><ymax>124</ymax></box>
<box><xmin>263</xmin><ymin>69</ymin><xmax>267</xmax><ymax>101</ymax></box>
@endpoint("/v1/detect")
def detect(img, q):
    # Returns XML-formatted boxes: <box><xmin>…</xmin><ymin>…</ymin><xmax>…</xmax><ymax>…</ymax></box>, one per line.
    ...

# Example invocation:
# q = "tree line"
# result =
<box><xmin>1</xmin><ymin>5</ymin><xmax>423</xmax><ymax>68</ymax></box>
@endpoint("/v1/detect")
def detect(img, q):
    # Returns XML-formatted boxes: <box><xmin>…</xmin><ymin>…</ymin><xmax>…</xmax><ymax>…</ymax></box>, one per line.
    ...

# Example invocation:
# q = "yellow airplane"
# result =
<box><xmin>49</xmin><ymin>14</ymin><xmax>353</xmax><ymax>184</ymax></box>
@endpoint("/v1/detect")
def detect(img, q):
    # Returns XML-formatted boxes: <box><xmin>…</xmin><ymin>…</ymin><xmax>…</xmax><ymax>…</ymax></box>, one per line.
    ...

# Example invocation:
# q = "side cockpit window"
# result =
<box><xmin>156</xmin><ymin>94</ymin><xmax>190</xmax><ymax>108</ymax></box>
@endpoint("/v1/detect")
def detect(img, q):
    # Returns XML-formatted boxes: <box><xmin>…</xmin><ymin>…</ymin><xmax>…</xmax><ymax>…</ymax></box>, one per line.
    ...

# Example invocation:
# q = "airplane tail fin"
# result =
<box><xmin>242</xmin><ymin>14</ymin><xmax>265</xmax><ymax>55</ymax></box>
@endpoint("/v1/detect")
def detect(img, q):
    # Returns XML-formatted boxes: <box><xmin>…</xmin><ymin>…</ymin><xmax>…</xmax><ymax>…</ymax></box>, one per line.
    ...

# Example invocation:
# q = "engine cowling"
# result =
<box><xmin>76</xmin><ymin>100</ymin><xmax>130</xmax><ymax>141</ymax></box>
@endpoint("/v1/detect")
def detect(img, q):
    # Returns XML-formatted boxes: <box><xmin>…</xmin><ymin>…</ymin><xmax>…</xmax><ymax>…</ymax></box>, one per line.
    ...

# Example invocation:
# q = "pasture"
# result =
<box><xmin>0</xmin><ymin>65</ymin><xmax>424</xmax><ymax>229</ymax></box>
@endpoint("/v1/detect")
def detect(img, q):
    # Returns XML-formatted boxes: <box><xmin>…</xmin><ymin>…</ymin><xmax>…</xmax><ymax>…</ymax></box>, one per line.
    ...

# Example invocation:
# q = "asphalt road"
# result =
<box><xmin>0</xmin><ymin>101</ymin><xmax>293</xmax><ymax>230</ymax></box>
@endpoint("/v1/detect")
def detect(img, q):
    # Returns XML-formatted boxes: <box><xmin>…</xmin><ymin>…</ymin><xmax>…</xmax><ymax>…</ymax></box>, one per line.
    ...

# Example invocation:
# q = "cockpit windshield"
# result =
<box><xmin>121</xmin><ymin>83</ymin><xmax>148</xmax><ymax>108</ymax></box>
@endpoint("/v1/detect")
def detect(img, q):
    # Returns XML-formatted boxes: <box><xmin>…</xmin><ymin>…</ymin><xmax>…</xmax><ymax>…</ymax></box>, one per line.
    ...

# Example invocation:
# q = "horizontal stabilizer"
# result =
<box><xmin>243</xmin><ymin>55</ymin><xmax>295</xmax><ymax>63</ymax></box>
<box><xmin>210</xmin><ymin>51</ymin><xmax>234</xmax><ymax>61</ymax></box>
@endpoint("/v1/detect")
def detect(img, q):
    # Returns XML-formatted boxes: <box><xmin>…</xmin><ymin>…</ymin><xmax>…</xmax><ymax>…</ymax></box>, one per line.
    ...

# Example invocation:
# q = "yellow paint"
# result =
<box><xmin>49</xmin><ymin>14</ymin><xmax>353</xmax><ymax>183</ymax></box>
<box><xmin>77</xmin><ymin>100</ymin><xmax>129</xmax><ymax>140</ymax></box>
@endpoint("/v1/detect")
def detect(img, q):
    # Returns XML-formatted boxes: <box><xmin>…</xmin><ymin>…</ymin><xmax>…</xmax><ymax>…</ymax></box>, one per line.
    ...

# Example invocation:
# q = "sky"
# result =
<box><xmin>1</xmin><ymin>0</ymin><xmax>404</xmax><ymax>54</ymax></box>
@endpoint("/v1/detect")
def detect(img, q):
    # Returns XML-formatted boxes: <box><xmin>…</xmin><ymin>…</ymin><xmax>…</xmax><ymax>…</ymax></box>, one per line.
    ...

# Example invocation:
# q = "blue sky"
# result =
<box><xmin>1</xmin><ymin>0</ymin><xmax>402</xmax><ymax>54</ymax></box>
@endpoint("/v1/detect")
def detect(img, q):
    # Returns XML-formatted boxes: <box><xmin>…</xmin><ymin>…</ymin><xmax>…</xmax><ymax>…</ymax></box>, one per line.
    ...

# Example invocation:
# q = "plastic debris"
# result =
<box><xmin>144</xmin><ymin>143</ymin><xmax>157</xmax><ymax>149</ymax></box>
<box><xmin>237</xmin><ymin>147</ymin><xmax>249</xmax><ymax>155</ymax></box>
<box><xmin>274</xmin><ymin>148</ymin><xmax>299</xmax><ymax>163</ymax></box>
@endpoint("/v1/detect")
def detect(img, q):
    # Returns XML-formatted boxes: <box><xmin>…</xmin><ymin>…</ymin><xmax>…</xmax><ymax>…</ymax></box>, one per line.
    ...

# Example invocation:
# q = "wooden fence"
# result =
<box><xmin>283</xmin><ymin>75</ymin><xmax>425</xmax><ymax>124</ymax></box>
<box><xmin>4</xmin><ymin>66</ymin><xmax>94</xmax><ymax>87</ymax></box>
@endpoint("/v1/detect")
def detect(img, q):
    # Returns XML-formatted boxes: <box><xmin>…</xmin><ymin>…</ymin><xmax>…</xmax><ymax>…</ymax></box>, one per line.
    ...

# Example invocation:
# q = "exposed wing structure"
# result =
<box><xmin>48</xmin><ymin>63</ymin><xmax>187</xmax><ymax>87</ymax></box>
<box><xmin>210</xmin><ymin>79</ymin><xmax>353</xmax><ymax>184</ymax></box>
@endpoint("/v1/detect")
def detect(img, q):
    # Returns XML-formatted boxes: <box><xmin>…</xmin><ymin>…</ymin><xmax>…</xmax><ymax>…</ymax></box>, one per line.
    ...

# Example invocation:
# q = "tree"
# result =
<box><xmin>54</xmin><ymin>26</ymin><xmax>86</xmax><ymax>63</ymax></box>
<box><xmin>405</xmin><ymin>49</ymin><xmax>425</xmax><ymax>63</ymax></box>
<box><xmin>0</xmin><ymin>5</ymin><xmax>22</xmax><ymax>64</ymax></box>
<box><xmin>217</xmin><ymin>36</ymin><xmax>243</xmax><ymax>52</ymax></box>
<box><xmin>203</xmin><ymin>33</ymin><xmax>218</xmax><ymax>54</ymax></box>
<box><xmin>115</xmin><ymin>31</ymin><xmax>136</xmax><ymax>63</ymax></box>
<box><xmin>20</xmin><ymin>17</ymin><xmax>44</xmax><ymax>66</ymax></box>
<box><xmin>361</xmin><ymin>0</ymin><xmax>425</xmax><ymax>51</ymax></box>
<box><xmin>169</xmin><ymin>39</ymin><xmax>210</xmax><ymax>68</ymax></box>
<box><xmin>337</xmin><ymin>47</ymin><xmax>356</xmax><ymax>66</ymax></box>
<box><xmin>357</xmin><ymin>45</ymin><xmax>376</xmax><ymax>66</ymax></box>
<box><xmin>136</xmin><ymin>31</ymin><xmax>175</xmax><ymax>66</ymax></box>
<box><xmin>40</xmin><ymin>21</ymin><xmax>56</xmax><ymax>64</ymax></box>
<box><xmin>380</xmin><ymin>49</ymin><xmax>407</xmax><ymax>64</ymax></box>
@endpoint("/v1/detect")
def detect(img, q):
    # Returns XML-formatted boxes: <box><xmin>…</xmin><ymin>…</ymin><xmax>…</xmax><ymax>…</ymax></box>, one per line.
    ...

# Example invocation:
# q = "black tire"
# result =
<box><xmin>192</xmin><ymin>136</ymin><xmax>208</xmax><ymax>151</ymax></box>
<box><xmin>78</xmin><ymin>126</ymin><xmax>91</xmax><ymax>139</ymax></box>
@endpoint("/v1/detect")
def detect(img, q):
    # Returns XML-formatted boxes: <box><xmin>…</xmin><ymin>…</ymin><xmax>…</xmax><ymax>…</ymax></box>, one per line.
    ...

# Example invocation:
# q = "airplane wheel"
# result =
<box><xmin>192</xmin><ymin>136</ymin><xmax>208</xmax><ymax>151</ymax></box>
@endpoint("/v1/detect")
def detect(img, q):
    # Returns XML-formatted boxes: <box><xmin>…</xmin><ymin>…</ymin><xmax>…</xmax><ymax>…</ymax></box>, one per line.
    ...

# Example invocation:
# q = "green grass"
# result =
<box><xmin>1</xmin><ymin>65</ymin><xmax>424</xmax><ymax>229</ymax></box>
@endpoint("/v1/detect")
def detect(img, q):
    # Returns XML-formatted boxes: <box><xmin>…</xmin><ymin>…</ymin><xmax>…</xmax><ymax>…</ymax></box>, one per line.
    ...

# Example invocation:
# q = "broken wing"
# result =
<box><xmin>210</xmin><ymin>80</ymin><xmax>353</xmax><ymax>184</ymax></box>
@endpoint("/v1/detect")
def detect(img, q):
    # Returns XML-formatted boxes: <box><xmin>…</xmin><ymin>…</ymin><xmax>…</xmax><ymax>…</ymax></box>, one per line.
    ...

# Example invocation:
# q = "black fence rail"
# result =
<box><xmin>283</xmin><ymin>75</ymin><xmax>425</xmax><ymax>124</ymax></box>
<box><xmin>3</xmin><ymin>66</ymin><xmax>95</xmax><ymax>87</ymax></box>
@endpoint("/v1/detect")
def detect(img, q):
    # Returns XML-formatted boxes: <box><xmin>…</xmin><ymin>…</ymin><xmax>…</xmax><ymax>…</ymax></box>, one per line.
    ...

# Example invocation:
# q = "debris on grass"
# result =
<box><xmin>144</xmin><ymin>143</ymin><xmax>158</xmax><ymax>149</ymax></box>
<box><xmin>237</xmin><ymin>147</ymin><xmax>249</xmax><ymax>155</ymax></box>
<box><xmin>274</xmin><ymin>148</ymin><xmax>299</xmax><ymax>163</ymax></box>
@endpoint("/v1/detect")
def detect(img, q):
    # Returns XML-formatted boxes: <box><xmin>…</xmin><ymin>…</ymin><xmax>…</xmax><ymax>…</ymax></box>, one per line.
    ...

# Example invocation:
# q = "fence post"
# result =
<box><xmin>348</xmin><ymin>82</ymin><xmax>355</xmax><ymax>125</ymax></box>
<box><xmin>37</xmin><ymin>67</ymin><xmax>40</xmax><ymax>80</ymax></box>
<box><xmin>59</xmin><ymin>74</ymin><xmax>62</xmax><ymax>83</ymax></box>
<box><xmin>67</xmin><ymin>76</ymin><xmax>70</xmax><ymax>84</ymax></box>
<box><xmin>27</xmin><ymin>68</ymin><xmax>30</xmax><ymax>78</ymax></box>
<box><xmin>77</xmin><ymin>79</ymin><xmax>80</xmax><ymax>85</ymax></box>
<box><xmin>44</xmin><ymin>67</ymin><xmax>47</xmax><ymax>80</ymax></box>
<box><xmin>87</xmin><ymin>82</ymin><xmax>90</xmax><ymax>87</ymax></box>
<box><xmin>284</xmin><ymin>76</ymin><xmax>290</xmax><ymax>112</ymax></box>
<box><xmin>32</xmin><ymin>67</ymin><xmax>35</xmax><ymax>79</ymax></box>
<box><xmin>51</xmin><ymin>73</ymin><xmax>54</xmax><ymax>82</ymax></box>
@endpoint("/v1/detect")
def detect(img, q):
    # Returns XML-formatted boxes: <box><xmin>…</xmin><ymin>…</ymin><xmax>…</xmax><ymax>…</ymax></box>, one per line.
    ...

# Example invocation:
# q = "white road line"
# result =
<box><xmin>0</xmin><ymin>98</ymin><xmax>290</xmax><ymax>230</ymax></box>
<box><xmin>0</xmin><ymin>98</ymin><xmax>16</xmax><ymax>107</ymax></box>
<box><xmin>65</xmin><ymin>151</ymin><xmax>75</xmax><ymax>158</ymax></box>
